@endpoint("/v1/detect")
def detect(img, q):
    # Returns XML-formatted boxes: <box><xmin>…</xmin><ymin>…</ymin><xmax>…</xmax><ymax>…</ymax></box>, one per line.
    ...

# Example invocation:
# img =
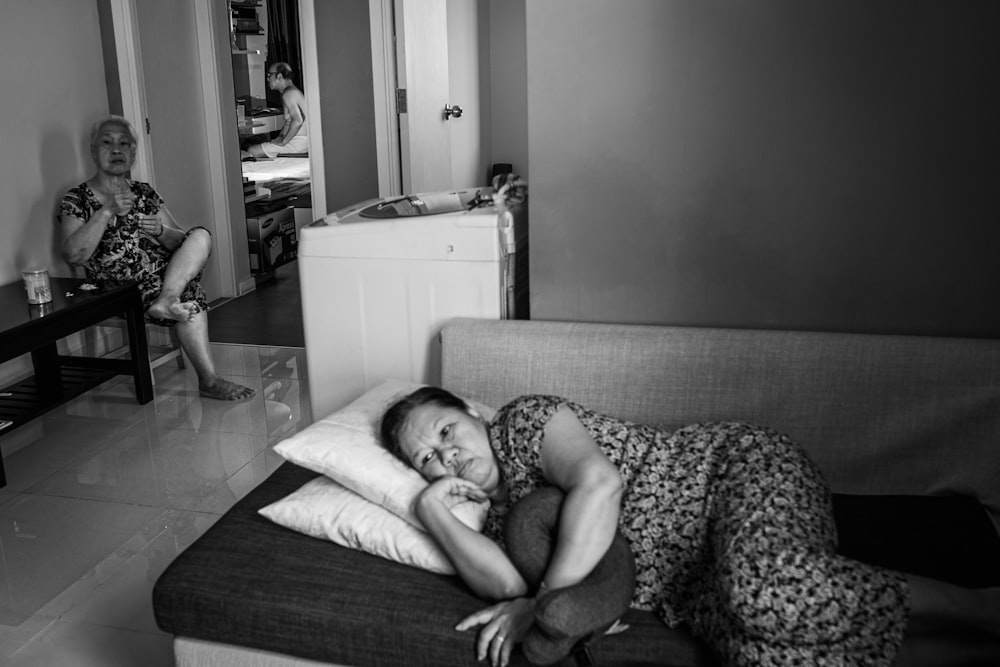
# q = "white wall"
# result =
<box><xmin>0</xmin><ymin>0</ymin><xmax>110</xmax><ymax>385</ymax></box>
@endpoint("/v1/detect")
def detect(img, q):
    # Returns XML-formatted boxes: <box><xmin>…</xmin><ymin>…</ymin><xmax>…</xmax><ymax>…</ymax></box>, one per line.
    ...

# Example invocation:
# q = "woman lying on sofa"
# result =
<box><xmin>380</xmin><ymin>387</ymin><xmax>1000</xmax><ymax>667</ymax></box>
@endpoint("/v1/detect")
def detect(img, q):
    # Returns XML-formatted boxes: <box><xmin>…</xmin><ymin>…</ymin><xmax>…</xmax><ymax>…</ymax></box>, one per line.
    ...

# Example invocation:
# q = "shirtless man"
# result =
<box><xmin>242</xmin><ymin>62</ymin><xmax>309</xmax><ymax>159</ymax></box>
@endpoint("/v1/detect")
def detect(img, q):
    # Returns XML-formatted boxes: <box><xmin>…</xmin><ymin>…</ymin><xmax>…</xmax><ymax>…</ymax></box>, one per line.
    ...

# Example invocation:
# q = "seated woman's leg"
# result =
<box><xmin>147</xmin><ymin>227</ymin><xmax>254</xmax><ymax>400</ymax></box>
<box><xmin>173</xmin><ymin>309</ymin><xmax>255</xmax><ymax>401</ymax></box>
<box><xmin>504</xmin><ymin>487</ymin><xmax>636</xmax><ymax>666</ymax></box>
<box><xmin>147</xmin><ymin>228</ymin><xmax>212</xmax><ymax>323</ymax></box>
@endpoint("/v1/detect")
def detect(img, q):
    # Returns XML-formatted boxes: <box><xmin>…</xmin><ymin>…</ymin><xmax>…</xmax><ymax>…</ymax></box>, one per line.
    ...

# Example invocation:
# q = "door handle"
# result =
<box><xmin>444</xmin><ymin>104</ymin><xmax>463</xmax><ymax>120</ymax></box>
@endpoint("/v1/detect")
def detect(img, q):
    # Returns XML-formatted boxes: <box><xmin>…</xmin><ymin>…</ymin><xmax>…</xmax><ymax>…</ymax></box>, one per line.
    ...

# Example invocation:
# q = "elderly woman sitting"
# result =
<box><xmin>58</xmin><ymin>114</ymin><xmax>254</xmax><ymax>401</ymax></box>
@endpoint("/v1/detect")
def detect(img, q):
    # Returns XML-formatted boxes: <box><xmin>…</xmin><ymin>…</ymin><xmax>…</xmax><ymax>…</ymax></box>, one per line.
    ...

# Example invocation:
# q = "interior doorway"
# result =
<box><xmin>230</xmin><ymin>0</ymin><xmax>311</xmax><ymax>278</ymax></box>
<box><xmin>109</xmin><ymin>0</ymin><xmax>328</xmax><ymax>299</ymax></box>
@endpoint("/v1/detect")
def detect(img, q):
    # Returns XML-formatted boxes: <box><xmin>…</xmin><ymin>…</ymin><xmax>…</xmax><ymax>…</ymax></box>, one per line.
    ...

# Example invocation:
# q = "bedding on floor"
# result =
<box><xmin>242</xmin><ymin>156</ymin><xmax>311</xmax><ymax>182</ymax></box>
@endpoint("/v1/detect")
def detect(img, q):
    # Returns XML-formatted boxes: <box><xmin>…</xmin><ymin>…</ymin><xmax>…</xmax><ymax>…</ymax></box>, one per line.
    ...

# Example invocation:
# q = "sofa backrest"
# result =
<box><xmin>440</xmin><ymin>318</ymin><xmax>1000</xmax><ymax>532</ymax></box>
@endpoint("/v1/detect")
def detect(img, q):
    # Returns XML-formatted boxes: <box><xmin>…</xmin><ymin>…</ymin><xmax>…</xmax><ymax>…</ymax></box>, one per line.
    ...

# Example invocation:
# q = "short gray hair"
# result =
<box><xmin>90</xmin><ymin>114</ymin><xmax>139</xmax><ymax>148</ymax></box>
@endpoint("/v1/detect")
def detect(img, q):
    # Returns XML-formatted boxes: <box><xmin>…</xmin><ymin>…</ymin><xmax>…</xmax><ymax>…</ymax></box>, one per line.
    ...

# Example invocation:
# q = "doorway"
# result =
<box><xmin>230</xmin><ymin>0</ymin><xmax>311</xmax><ymax>278</ymax></box>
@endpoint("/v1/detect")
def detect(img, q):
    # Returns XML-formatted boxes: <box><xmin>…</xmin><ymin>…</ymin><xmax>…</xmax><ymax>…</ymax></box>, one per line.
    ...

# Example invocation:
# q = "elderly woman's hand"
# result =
<box><xmin>456</xmin><ymin>597</ymin><xmax>535</xmax><ymax>667</ymax></box>
<box><xmin>137</xmin><ymin>214</ymin><xmax>164</xmax><ymax>239</ymax></box>
<box><xmin>109</xmin><ymin>189</ymin><xmax>135</xmax><ymax>217</ymax></box>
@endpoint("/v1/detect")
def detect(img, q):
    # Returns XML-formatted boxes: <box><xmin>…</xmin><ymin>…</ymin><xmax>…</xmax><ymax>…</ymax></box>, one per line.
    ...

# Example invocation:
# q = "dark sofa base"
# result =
<box><xmin>153</xmin><ymin>462</ymin><xmax>717</xmax><ymax>667</ymax></box>
<box><xmin>154</xmin><ymin>462</ymin><xmax>1000</xmax><ymax>667</ymax></box>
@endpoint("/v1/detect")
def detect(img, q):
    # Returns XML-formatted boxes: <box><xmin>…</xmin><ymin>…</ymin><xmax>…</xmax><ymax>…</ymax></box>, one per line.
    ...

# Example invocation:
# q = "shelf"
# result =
<box><xmin>0</xmin><ymin>364</ymin><xmax>120</xmax><ymax>437</ymax></box>
<box><xmin>232</xmin><ymin>49</ymin><xmax>262</xmax><ymax>55</ymax></box>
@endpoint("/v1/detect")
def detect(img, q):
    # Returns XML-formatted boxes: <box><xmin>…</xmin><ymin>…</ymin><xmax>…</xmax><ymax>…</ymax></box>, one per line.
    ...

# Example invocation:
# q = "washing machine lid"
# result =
<box><xmin>358</xmin><ymin>189</ymin><xmax>485</xmax><ymax>219</ymax></box>
<box><xmin>299</xmin><ymin>190</ymin><xmax>501</xmax><ymax>261</ymax></box>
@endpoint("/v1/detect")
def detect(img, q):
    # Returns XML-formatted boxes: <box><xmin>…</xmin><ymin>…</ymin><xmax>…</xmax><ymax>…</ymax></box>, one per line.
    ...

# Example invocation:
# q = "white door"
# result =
<box><xmin>393</xmin><ymin>0</ymin><xmax>484</xmax><ymax>193</ymax></box>
<box><xmin>445</xmin><ymin>0</ymin><xmax>485</xmax><ymax>189</ymax></box>
<box><xmin>133</xmin><ymin>0</ymin><xmax>223</xmax><ymax>299</ymax></box>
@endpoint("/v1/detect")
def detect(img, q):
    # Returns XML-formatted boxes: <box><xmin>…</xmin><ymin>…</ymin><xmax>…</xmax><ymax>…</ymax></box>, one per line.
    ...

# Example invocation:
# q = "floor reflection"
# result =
<box><xmin>0</xmin><ymin>344</ymin><xmax>310</xmax><ymax>665</ymax></box>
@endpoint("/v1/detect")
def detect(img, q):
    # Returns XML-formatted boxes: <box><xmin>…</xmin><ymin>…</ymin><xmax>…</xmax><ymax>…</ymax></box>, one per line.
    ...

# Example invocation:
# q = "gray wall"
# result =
<box><xmin>525</xmin><ymin>1</ymin><xmax>1000</xmax><ymax>337</ymax></box>
<box><xmin>0</xmin><ymin>1</ymin><xmax>108</xmax><ymax>286</ymax></box>
<box><xmin>488</xmin><ymin>0</ymin><xmax>528</xmax><ymax>180</ymax></box>
<box><xmin>314</xmin><ymin>0</ymin><xmax>381</xmax><ymax>212</ymax></box>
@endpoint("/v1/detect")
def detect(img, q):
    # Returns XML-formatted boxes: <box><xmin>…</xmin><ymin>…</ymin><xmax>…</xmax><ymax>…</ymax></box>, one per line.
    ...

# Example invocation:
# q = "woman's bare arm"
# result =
<box><xmin>60</xmin><ymin>207</ymin><xmax>115</xmax><ymax>266</ymax></box>
<box><xmin>61</xmin><ymin>186</ymin><xmax>137</xmax><ymax>265</ymax></box>
<box><xmin>538</xmin><ymin>405</ymin><xmax>623</xmax><ymax>590</ymax></box>
<box><xmin>150</xmin><ymin>205</ymin><xmax>186</xmax><ymax>251</ymax></box>
<box><xmin>416</xmin><ymin>477</ymin><xmax>528</xmax><ymax>600</ymax></box>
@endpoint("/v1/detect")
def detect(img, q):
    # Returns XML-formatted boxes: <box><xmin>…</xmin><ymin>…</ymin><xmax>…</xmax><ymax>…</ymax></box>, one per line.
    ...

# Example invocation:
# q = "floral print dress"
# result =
<box><xmin>59</xmin><ymin>181</ymin><xmax>208</xmax><ymax>327</ymax></box>
<box><xmin>484</xmin><ymin>395</ymin><xmax>909</xmax><ymax>667</ymax></box>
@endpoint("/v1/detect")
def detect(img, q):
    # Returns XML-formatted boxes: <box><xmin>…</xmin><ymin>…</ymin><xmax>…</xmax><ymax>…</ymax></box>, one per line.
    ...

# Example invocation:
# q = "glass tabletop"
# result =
<box><xmin>0</xmin><ymin>277</ymin><xmax>136</xmax><ymax>335</ymax></box>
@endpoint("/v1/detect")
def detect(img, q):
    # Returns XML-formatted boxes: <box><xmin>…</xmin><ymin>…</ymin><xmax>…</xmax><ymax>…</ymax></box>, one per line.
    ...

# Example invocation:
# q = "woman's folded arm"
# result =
<box><xmin>416</xmin><ymin>478</ymin><xmax>527</xmax><ymax>600</ymax></box>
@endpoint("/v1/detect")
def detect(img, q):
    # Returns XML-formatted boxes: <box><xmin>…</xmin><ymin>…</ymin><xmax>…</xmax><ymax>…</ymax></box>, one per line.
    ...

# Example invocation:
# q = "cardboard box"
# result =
<box><xmin>247</xmin><ymin>206</ymin><xmax>297</xmax><ymax>274</ymax></box>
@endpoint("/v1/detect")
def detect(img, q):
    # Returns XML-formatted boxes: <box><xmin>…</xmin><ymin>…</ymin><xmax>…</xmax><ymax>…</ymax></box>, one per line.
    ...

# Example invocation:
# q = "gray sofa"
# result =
<box><xmin>154</xmin><ymin>318</ymin><xmax>1000</xmax><ymax>666</ymax></box>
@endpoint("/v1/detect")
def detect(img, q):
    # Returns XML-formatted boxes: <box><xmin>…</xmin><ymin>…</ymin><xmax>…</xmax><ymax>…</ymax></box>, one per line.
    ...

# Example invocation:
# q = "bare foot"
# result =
<box><xmin>148</xmin><ymin>296</ymin><xmax>200</xmax><ymax>323</ymax></box>
<box><xmin>200</xmin><ymin>378</ymin><xmax>256</xmax><ymax>401</ymax></box>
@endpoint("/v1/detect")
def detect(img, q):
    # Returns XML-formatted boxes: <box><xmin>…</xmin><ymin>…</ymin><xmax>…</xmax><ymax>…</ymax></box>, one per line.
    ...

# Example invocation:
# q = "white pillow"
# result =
<box><xmin>259</xmin><ymin>475</ymin><xmax>456</xmax><ymax>574</ymax></box>
<box><xmin>272</xmin><ymin>379</ymin><xmax>495</xmax><ymax>530</ymax></box>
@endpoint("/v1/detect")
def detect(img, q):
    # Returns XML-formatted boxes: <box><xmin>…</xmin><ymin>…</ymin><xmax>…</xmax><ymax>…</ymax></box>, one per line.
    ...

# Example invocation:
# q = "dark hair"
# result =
<box><xmin>380</xmin><ymin>386</ymin><xmax>469</xmax><ymax>464</ymax></box>
<box><xmin>271</xmin><ymin>61</ymin><xmax>294</xmax><ymax>82</ymax></box>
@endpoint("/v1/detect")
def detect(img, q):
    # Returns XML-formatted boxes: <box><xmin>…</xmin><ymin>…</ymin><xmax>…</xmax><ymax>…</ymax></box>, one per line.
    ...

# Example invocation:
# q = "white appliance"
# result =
<box><xmin>298</xmin><ymin>187</ymin><xmax>525</xmax><ymax>419</ymax></box>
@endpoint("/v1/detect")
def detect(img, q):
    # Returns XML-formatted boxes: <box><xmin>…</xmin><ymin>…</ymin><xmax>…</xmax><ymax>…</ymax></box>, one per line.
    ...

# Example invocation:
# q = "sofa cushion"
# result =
<box><xmin>440</xmin><ymin>319</ymin><xmax>1000</xmax><ymax>533</ymax></box>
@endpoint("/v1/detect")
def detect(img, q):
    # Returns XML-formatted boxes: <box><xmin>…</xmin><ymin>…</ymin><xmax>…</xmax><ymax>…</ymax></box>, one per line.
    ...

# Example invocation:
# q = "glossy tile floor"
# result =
<box><xmin>0</xmin><ymin>344</ymin><xmax>311</xmax><ymax>666</ymax></box>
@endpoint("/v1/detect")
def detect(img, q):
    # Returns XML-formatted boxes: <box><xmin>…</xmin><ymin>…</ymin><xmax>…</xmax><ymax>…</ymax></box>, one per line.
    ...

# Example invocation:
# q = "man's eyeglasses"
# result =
<box><xmin>266</xmin><ymin>71</ymin><xmax>277</xmax><ymax>79</ymax></box>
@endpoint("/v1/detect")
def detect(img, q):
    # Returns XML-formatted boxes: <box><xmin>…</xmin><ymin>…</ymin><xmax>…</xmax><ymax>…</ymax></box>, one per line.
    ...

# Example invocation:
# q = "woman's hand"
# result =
<box><xmin>456</xmin><ymin>598</ymin><xmax>535</xmax><ymax>667</ymax></box>
<box><xmin>417</xmin><ymin>475</ymin><xmax>488</xmax><ymax>514</ymax></box>
<box><xmin>108</xmin><ymin>189</ymin><xmax>135</xmax><ymax>217</ymax></box>
<box><xmin>413</xmin><ymin>476</ymin><xmax>526</xmax><ymax>601</ymax></box>
<box><xmin>137</xmin><ymin>214</ymin><xmax>164</xmax><ymax>239</ymax></box>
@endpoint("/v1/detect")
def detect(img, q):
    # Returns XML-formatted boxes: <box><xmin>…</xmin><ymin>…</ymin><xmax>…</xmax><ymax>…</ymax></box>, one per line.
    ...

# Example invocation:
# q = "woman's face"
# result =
<box><xmin>91</xmin><ymin>122</ymin><xmax>136</xmax><ymax>175</ymax></box>
<box><xmin>398</xmin><ymin>403</ymin><xmax>500</xmax><ymax>494</ymax></box>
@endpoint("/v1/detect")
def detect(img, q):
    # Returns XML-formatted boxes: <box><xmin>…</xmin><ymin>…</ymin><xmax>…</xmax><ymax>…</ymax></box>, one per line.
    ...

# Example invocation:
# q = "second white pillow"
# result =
<box><xmin>259</xmin><ymin>475</ymin><xmax>457</xmax><ymax>574</ymax></box>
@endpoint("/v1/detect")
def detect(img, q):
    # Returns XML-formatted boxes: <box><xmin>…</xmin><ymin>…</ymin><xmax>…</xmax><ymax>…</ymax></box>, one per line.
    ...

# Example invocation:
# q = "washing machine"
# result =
<box><xmin>298</xmin><ymin>187</ymin><xmax>528</xmax><ymax>419</ymax></box>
